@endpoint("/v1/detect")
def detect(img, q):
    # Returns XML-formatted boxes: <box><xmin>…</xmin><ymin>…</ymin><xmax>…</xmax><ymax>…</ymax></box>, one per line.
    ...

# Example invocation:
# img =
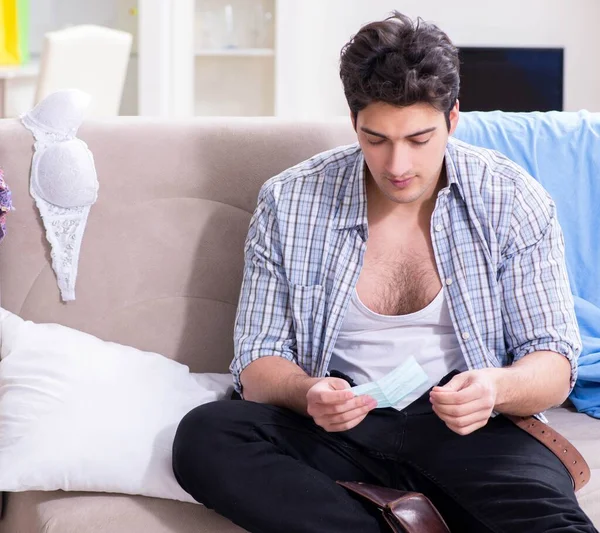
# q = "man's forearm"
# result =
<box><xmin>486</xmin><ymin>351</ymin><xmax>572</xmax><ymax>416</ymax></box>
<box><xmin>240</xmin><ymin>356</ymin><xmax>323</xmax><ymax>415</ymax></box>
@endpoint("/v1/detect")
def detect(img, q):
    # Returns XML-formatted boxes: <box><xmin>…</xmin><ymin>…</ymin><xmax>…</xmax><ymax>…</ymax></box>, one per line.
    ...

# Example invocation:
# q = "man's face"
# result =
<box><xmin>353</xmin><ymin>101</ymin><xmax>459</xmax><ymax>207</ymax></box>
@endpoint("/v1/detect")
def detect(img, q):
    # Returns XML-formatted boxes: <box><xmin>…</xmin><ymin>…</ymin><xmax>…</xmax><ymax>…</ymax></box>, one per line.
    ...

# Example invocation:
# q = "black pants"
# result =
<box><xmin>172</xmin><ymin>373</ymin><xmax>597</xmax><ymax>533</ymax></box>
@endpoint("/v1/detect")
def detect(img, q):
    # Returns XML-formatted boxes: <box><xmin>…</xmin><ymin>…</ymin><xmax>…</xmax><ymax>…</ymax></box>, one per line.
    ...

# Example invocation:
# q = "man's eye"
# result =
<box><xmin>411</xmin><ymin>139</ymin><xmax>430</xmax><ymax>146</ymax></box>
<box><xmin>367</xmin><ymin>138</ymin><xmax>385</xmax><ymax>145</ymax></box>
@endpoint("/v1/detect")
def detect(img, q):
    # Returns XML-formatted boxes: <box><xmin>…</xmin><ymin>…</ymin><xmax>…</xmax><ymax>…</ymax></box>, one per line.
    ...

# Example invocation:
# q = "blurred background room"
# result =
<box><xmin>1</xmin><ymin>0</ymin><xmax>599</xmax><ymax>119</ymax></box>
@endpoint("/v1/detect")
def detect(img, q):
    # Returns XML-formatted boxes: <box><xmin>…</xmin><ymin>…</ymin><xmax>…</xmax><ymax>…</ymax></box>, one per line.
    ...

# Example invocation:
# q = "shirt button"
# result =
<box><xmin>434</xmin><ymin>224</ymin><xmax>443</xmax><ymax>232</ymax></box>
<box><xmin>445</xmin><ymin>278</ymin><xmax>453</xmax><ymax>286</ymax></box>
<box><xmin>462</xmin><ymin>332</ymin><xmax>470</xmax><ymax>340</ymax></box>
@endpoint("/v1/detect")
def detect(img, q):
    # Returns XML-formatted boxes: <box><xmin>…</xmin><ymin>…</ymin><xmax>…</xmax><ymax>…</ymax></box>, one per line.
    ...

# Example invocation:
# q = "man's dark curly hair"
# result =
<box><xmin>340</xmin><ymin>11</ymin><xmax>460</xmax><ymax>129</ymax></box>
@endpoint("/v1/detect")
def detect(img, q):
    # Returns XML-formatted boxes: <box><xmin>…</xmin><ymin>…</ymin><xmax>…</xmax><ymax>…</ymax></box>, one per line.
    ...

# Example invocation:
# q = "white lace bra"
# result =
<box><xmin>21</xmin><ymin>90</ymin><xmax>99</xmax><ymax>301</ymax></box>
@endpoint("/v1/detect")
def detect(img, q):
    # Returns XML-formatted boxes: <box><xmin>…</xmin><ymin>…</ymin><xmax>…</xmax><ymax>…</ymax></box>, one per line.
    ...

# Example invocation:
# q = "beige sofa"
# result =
<box><xmin>0</xmin><ymin>117</ymin><xmax>598</xmax><ymax>532</ymax></box>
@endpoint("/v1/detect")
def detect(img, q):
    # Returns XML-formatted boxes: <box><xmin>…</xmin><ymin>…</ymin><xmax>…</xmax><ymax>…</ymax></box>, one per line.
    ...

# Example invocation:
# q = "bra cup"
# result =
<box><xmin>32</xmin><ymin>140</ymin><xmax>98</xmax><ymax>208</ymax></box>
<box><xmin>24</xmin><ymin>90</ymin><xmax>90</xmax><ymax>138</ymax></box>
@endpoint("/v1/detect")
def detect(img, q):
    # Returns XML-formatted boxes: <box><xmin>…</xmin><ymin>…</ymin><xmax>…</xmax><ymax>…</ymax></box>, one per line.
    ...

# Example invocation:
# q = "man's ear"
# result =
<box><xmin>448</xmin><ymin>100</ymin><xmax>460</xmax><ymax>135</ymax></box>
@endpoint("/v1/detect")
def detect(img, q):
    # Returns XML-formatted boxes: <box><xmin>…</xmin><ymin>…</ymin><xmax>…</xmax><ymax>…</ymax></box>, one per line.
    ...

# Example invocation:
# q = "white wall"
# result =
<box><xmin>275</xmin><ymin>0</ymin><xmax>600</xmax><ymax>118</ymax></box>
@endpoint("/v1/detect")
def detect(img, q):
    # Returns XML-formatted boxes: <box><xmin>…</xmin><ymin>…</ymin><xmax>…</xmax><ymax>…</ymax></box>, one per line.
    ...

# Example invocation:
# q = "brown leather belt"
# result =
<box><xmin>506</xmin><ymin>414</ymin><xmax>590</xmax><ymax>492</ymax></box>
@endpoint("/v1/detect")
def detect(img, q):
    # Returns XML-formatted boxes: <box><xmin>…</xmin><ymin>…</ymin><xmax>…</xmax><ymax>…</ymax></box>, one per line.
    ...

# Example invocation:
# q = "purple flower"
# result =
<box><xmin>0</xmin><ymin>168</ymin><xmax>13</xmax><ymax>242</ymax></box>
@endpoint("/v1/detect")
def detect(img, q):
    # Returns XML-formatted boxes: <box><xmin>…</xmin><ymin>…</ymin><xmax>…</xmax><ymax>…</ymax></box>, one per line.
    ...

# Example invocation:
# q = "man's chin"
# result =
<box><xmin>385</xmin><ymin>191</ymin><xmax>421</xmax><ymax>205</ymax></box>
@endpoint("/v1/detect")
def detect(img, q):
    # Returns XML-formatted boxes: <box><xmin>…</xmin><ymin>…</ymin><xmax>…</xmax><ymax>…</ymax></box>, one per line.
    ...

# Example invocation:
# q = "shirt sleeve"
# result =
<box><xmin>230</xmin><ymin>182</ymin><xmax>298</xmax><ymax>395</ymax></box>
<box><xmin>499</xmin><ymin>181</ymin><xmax>581</xmax><ymax>392</ymax></box>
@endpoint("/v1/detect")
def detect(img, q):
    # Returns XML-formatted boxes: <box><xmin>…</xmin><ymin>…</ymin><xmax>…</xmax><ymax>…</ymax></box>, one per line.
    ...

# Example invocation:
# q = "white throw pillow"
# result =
<box><xmin>0</xmin><ymin>308</ymin><xmax>234</xmax><ymax>503</ymax></box>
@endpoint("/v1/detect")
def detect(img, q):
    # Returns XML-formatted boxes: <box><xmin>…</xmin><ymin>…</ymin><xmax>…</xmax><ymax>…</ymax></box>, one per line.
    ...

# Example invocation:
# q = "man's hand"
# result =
<box><xmin>429</xmin><ymin>369</ymin><xmax>497</xmax><ymax>436</ymax></box>
<box><xmin>306</xmin><ymin>378</ymin><xmax>377</xmax><ymax>432</ymax></box>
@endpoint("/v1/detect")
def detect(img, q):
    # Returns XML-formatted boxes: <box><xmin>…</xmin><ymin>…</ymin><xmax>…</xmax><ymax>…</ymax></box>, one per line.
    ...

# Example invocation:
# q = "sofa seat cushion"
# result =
<box><xmin>0</xmin><ymin>406</ymin><xmax>597</xmax><ymax>532</ymax></box>
<box><xmin>1</xmin><ymin>491</ymin><xmax>248</xmax><ymax>533</ymax></box>
<box><xmin>545</xmin><ymin>406</ymin><xmax>600</xmax><ymax>524</ymax></box>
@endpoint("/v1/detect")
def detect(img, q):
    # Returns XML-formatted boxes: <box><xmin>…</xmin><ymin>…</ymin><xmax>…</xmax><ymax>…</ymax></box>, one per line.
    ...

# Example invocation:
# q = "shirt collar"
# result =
<box><xmin>444</xmin><ymin>137</ymin><xmax>466</xmax><ymax>201</ymax></box>
<box><xmin>334</xmin><ymin>144</ymin><xmax>368</xmax><ymax>232</ymax></box>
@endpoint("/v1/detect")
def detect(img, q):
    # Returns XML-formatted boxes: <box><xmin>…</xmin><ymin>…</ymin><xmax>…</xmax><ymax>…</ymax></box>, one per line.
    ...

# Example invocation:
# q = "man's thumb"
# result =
<box><xmin>438</xmin><ymin>372</ymin><xmax>470</xmax><ymax>392</ymax></box>
<box><xmin>327</xmin><ymin>377</ymin><xmax>352</xmax><ymax>390</ymax></box>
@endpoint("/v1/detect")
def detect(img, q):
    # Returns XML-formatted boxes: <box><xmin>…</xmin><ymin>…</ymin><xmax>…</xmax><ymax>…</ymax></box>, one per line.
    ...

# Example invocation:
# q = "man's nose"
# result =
<box><xmin>385</xmin><ymin>144</ymin><xmax>413</xmax><ymax>178</ymax></box>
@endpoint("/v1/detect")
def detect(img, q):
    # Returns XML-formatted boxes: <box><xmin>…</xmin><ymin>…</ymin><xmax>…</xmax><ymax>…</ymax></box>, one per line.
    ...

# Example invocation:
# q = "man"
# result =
<box><xmin>172</xmin><ymin>12</ymin><xmax>596</xmax><ymax>532</ymax></box>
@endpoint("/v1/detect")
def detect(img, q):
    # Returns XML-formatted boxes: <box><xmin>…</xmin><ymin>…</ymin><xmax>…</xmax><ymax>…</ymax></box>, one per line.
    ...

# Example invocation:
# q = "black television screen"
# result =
<box><xmin>458</xmin><ymin>47</ymin><xmax>564</xmax><ymax>112</ymax></box>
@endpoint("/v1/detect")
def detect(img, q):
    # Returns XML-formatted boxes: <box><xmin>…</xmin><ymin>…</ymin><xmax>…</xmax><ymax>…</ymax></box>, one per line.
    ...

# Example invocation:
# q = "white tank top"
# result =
<box><xmin>328</xmin><ymin>288</ymin><xmax>467</xmax><ymax>410</ymax></box>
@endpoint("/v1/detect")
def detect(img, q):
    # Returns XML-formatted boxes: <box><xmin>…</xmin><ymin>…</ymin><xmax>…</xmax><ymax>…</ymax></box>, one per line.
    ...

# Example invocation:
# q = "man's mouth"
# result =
<box><xmin>389</xmin><ymin>176</ymin><xmax>414</xmax><ymax>189</ymax></box>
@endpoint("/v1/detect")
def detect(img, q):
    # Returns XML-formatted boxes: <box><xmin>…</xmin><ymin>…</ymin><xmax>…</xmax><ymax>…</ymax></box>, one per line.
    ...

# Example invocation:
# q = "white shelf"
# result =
<box><xmin>195</xmin><ymin>48</ymin><xmax>274</xmax><ymax>57</ymax></box>
<box><xmin>192</xmin><ymin>0</ymin><xmax>276</xmax><ymax>116</ymax></box>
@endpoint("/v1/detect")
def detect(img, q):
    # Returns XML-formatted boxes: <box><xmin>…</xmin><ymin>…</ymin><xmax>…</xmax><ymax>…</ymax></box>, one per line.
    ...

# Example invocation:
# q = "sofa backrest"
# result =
<box><xmin>0</xmin><ymin>118</ymin><xmax>355</xmax><ymax>372</ymax></box>
<box><xmin>3</xmin><ymin>112</ymin><xmax>597</xmax><ymax>373</ymax></box>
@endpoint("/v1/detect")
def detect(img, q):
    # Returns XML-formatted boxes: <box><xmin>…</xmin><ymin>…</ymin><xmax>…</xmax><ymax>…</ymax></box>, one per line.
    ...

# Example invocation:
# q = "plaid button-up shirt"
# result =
<box><xmin>231</xmin><ymin>138</ymin><xmax>581</xmax><ymax>397</ymax></box>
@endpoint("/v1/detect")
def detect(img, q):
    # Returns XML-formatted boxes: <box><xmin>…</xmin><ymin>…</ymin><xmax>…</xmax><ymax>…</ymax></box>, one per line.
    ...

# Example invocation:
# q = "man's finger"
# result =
<box><xmin>431</xmin><ymin>399</ymin><xmax>486</xmax><ymax>419</ymax></box>
<box><xmin>432</xmin><ymin>404</ymin><xmax>490</xmax><ymax>428</ymax></box>
<box><xmin>432</xmin><ymin>372</ymin><xmax>471</xmax><ymax>393</ymax></box>
<box><xmin>322</xmin><ymin>403</ymin><xmax>375</xmax><ymax>427</ymax></box>
<box><xmin>445</xmin><ymin>418</ymin><xmax>489</xmax><ymax>436</ymax></box>
<box><xmin>316</xmin><ymin>395</ymin><xmax>375</xmax><ymax>415</ymax></box>
<box><xmin>430</xmin><ymin>393</ymin><xmax>492</xmax><ymax>417</ymax></box>
<box><xmin>324</xmin><ymin>406</ymin><xmax>374</xmax><ymax>432</ymax></box>
<box><xmin>313</xmin><ymin>389</ymin><xmax>355</xmax><ymax>404</ymax></box>
<box><xmin>430</xmin><ymin>383</ymin><xmax>481</xmax><ymax>405</ymax></box>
